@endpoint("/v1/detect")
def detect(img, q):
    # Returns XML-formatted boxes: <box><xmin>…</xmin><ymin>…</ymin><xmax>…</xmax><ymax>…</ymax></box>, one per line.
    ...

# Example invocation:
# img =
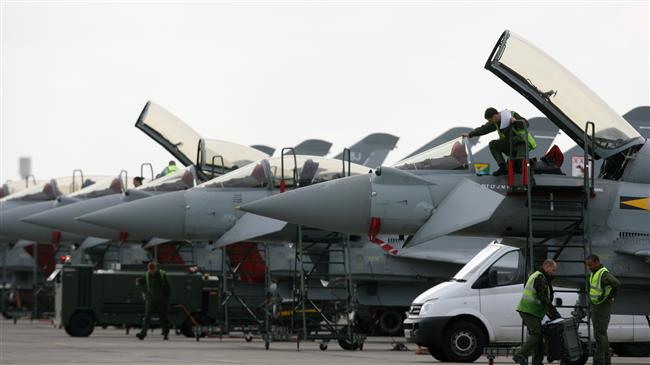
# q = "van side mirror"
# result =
<box><xmin>472</xmin><ymin>274</ymin><xmax>490</xmax><ymax>289</ymax></box>
<box><xmin>555</xmin><ymin>297</ymin><xmax>563</xmax><ymax>307</ymax></box>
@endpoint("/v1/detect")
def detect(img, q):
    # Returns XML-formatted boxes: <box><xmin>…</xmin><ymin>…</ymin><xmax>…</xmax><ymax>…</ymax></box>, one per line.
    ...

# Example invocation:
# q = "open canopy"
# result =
<box><xmin>486</xmin><ymin>30</ymin><xmax>644</xmax><ymax>158</ymax></box>
<box><xmin>136</xmin><ymin>101</ymin><xmax>268</xmax><ymax>174</ymax></box>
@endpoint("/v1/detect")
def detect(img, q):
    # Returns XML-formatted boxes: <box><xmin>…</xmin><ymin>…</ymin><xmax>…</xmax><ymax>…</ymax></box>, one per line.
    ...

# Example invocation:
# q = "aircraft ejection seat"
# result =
<box><xmin>298</xmin><ymin>159</ymin><xmax>320</xmax><ymax>187</ymax></box>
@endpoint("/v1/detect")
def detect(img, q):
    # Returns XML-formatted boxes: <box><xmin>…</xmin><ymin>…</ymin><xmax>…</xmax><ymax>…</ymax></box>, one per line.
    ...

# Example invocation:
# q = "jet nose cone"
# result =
<box><xmin>77</xmin><ymin>191</ymin><xmax>187</xmax><ymax>239</ymax></box>
<box><xmin>22</xmin><ymin>208</ymin><xmax>69</xmax><ymax>229</ymax></box>
<box><xmin>239</xmin><ymin>174</ymin><xmax>372</xmax><ymax>234</ymax></box>
<box><xmin>21</xmin><ymin>194</ymin><xmax>126</xmax><ymax>239</ymax></box>
<box><xmin>0</xmin><ymin>201</ymin><xmax>83</xmax><ymax>242</ymax></box>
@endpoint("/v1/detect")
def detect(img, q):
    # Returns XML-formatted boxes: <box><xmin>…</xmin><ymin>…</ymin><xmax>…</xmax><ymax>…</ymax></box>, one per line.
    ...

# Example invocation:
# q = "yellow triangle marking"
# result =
<box><xmin>622</xmin><ymin>197</ymin><xmax>649</xmax><ymax>211</ymax></box>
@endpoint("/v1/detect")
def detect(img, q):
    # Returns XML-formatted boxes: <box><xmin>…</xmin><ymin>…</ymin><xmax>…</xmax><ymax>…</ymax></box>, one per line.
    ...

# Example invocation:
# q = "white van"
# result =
<box><xmin>403</xmin><ymin>242</ymin><xmax>650</xmax><ymax>363</ymax></box>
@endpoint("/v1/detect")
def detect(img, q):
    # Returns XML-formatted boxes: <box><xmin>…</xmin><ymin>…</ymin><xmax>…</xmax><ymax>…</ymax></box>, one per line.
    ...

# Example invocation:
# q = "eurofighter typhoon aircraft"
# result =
<box><xmin>18</xmin><ymin>101</ymin><xmax>399</xmax><ymax>252</ymax></box>
<box><xmin>238</xmin><ymin>30</ymin><xmax>650</xmax><ymax>315</ymax></box>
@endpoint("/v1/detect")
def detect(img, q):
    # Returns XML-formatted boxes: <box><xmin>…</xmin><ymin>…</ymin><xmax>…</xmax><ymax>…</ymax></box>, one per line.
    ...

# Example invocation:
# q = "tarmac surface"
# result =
<box><xmin>1</xmin><ymin>320</ymin><xmax>649</xmax><ymax>365</ymax></box>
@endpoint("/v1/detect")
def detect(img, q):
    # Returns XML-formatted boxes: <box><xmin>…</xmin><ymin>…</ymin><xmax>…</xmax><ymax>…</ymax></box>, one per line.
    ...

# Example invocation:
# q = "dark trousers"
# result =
<box><xmin>592</xmin><ymin>302</ymin><xmax>612</xmax><ymax>365</ymax></box>
<box><xmin>139</xmin><ymin>297</ymin><xmax>169</xmax><ymax>337</ymax></box>
<box><xmin>489</xmin><ymin>139</ymin><xmax>526</xmax><ymax>166</ymax></box>
<box><xmin>515</xmin><ymin>312</ymin><xmax>544</xmax><ymax>365</ymax></box>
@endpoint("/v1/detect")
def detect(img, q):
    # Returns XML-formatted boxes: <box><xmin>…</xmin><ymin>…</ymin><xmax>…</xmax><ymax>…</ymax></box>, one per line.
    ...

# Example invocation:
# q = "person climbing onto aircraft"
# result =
<box><xmin>462</xmin><ymin>108</ymin><xmax>537</xmax><ymax>176</ymax></box>
<box><xmin>585</xmin><ymin>254</ymin><xmax>620</xmax><ymax>365</ymax></box>
<box><xmin>513</xmin><ymin>259</ymin><xmax>561</xmax><ymax>365</ymax></box>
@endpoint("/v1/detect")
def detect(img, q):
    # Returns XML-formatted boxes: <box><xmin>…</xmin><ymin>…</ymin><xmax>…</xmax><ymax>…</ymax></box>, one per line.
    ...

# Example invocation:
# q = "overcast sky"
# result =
<box><xmin>2</xmin><ymin>1</ymin><xmax>648</xmax><ymax>183</ymax></box>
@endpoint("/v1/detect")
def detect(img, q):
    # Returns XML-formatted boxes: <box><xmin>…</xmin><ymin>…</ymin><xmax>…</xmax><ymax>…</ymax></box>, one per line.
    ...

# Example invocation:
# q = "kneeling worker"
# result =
<box><xmin>136</xmin><ymin>261</ymin><xmax>171</xmax><ymax>340</ymax></box>
<box><xmin>513</xmin><ymin>259</ymin><xmax>562</xmax><ymax>365</ymax></box>
<box><xmin>464</xmin><ymin>108</ymin><xmax>537</xmax><ymax>176</ymax></box>
<box><xmin>586</xmin><ymin>254</ymin><xmax>620</xmax><ymax>365</ymax></box>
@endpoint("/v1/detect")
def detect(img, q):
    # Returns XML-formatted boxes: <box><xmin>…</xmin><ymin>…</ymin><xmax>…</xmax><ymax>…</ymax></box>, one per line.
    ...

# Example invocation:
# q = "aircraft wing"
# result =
<box><xmin>78</xmin><ymin>237</ymin><xmax>111</xmax><ymax>250</ymax></box>
<box><xmin>615</xmin><ymin>246</ymin><xmax>650</xmax><ymax>259</ymax></box>
<box><xmin>408</xmin><ymin>179</ymin><xmax>505</xmax><ymax>246</ymax></box>
<box><xmin>396</xmin><ymin>248</ymin><xmax>478</xmax><ymax>264</ymax></box>
<box><xmin>143</xmin><ymin>237</ymin><xmax>174</xmax><ymax>248</ymax></box>
<box><xmin>215</xmin><ymin>213</ymin><xmax>287</xmax><ymax>248</ymax></box>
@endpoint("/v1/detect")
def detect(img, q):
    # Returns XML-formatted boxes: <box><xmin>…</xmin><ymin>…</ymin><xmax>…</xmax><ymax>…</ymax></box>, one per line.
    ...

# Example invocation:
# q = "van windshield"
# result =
<box><xmin>452</xmin><ymin>243</ymin><xmax>503</xmax><ymax>281</ymax></box>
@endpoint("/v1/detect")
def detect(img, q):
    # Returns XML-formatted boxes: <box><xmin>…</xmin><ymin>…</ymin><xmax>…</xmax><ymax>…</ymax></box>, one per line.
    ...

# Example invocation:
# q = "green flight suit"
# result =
<box><xmin>515</xmin><ymin>270</ymin><xmax>561</xmax><ymax>365</ymax></box>
<box><xmin>468</xmin><ymin>111</ymin><xmax>531</xmax><ymax>166</ymax></box>
<box><xmin>590</xmin><ymin>267</ymin><xmax>620</xmax><ymax>365</ymax></box>
<box><xmin>137</xmin><ymin>270</ymin><xmax>171</xmax><ymax>338</ymax></box>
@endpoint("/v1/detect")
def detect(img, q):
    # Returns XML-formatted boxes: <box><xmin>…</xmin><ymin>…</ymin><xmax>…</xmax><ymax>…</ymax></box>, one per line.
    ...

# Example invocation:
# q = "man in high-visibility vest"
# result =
<box><xmin>162</xmin><ymin>161</ymin><xmax>178</xmax><ymax>176</ymax></box>
<box><xmin>585</xmin><ymin>254</ymin><xmax>620</xmax><ymax>365</ymax></box>
<box><xmin>513</xmin><ymin>259</ymin><xmax>562</xmax><ymax>365</ymax></box>
<box><xmin>463</xmin><ymin>107</ymin><xmax>537</xmax><ymax>176</ymax></box>
<box><xmin>135</xmin><ymin>261</ymin><xmax>171</xmax><ymax>340</ymax></box>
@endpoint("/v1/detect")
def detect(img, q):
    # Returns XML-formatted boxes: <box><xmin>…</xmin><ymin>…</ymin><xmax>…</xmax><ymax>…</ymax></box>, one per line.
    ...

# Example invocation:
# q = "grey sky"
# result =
<box><xmin>2</xmin><ymin>1</ymin><xmax>648</xmax><ymax>182</ymax></box>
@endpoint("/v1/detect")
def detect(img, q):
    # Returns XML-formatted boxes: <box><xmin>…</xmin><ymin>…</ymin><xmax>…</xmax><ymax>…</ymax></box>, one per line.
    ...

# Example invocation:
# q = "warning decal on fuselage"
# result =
<box><xmin>619</xmin><ymin>196</ymin><xmax>650</xmax><ymax>211</ymax></box>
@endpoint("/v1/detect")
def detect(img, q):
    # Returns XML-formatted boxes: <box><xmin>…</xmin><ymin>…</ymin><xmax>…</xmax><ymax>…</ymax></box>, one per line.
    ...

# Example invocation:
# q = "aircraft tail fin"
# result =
<box><xmin>290</xmin><ymin>139</ymin><xmax>333</xmax><ymax>156</ymax></box>
<box><xmin>623</xmin><ymin>106</ymin><xmax>650</xmax><ymax>139</ymax></box>
<box><xmin>251</xmin><ymin>145</ymin><xmax>275</xmax><ymax>156</ymax></box>
<box><xmin>333</xmin><ymin>133</ymin><xmax>399</xmax><ymax>168</ymax></box>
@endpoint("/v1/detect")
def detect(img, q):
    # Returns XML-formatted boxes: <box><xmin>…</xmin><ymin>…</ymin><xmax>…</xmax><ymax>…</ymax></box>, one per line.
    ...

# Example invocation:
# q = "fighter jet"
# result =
<box><xmin>238</xmin><ymin>30</ymin><xmax>650</xmax><ymax>315</ymax></box>
<box><xmin>27</xmin><ymin>101</ymin><xmax>397</xmax><ymax>249</ymax></box>
<box><xmin>0</xmin><ymin>175</ymin><xmax>128</xmax><ymax>246</ymax></box>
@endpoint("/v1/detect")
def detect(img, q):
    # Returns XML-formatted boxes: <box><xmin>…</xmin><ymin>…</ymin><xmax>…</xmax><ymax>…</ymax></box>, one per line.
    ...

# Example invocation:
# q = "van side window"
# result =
<box><xmin>482</xmin><ymin>251</ymin><xmax>523</xmax><ymax>287</ymax></box>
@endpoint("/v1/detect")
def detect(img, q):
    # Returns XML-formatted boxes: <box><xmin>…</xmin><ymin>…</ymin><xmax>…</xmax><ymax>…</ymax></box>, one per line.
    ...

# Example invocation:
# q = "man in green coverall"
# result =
<box><xmin>464</xmin><ymin>107</ymin><xmax>537</xmax><ymax>176</ymax></box>
<box><xmin>136</xmin><ymin>261</ymin><xmax>171</xmax><ymax>340</ymax></box>
<box><xmin>513</xmin><ymin>259</ymin><xmax>562</xmax><ymax>365</ymax></box>
<box><xmin>586</xmin><ymin>254</ymin><xmax>620</xmax><ymax>365</ymax></box>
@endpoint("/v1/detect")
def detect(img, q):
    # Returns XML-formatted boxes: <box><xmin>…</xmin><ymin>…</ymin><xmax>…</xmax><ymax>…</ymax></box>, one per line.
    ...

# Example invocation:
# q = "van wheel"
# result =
<box><xmin>427</xmin><ymin>345</ymin><xmax>450</xmax><ymax>362</ymax></box>
<box><xmin>612</xmin><ymin>343</ymin><xmax>650</xmax><ymax>357</ymax></box>
<box><xmin>378</xmin><ymin>310</ymin><xmax>403</xmax><ymax>336</ymax></box>
<box><xmin>66</xmin><ymin>312</ymin><xmax>95</xmax><ymax>337</ymax></box>
<box><xmin>441</xmin><ymin>321</ymin><xmax>485</xmax><ymax>363</ymax></box>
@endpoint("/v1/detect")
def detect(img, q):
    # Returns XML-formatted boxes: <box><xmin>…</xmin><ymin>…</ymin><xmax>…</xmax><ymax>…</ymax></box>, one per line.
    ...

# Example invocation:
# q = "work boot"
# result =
<box><xmin>493</xmin><ymin>163</ymin><xmax>508</xmax><ymax>176</ymax></box>
<box><xmin>512</xmin><ymin>354</ymin><xmax>528</xmax><ymax>365</ymax></box>
<box><xmin>136</xmin><ymin>332</ymin><xmax>145</xmax><ymax>340</ymax></box>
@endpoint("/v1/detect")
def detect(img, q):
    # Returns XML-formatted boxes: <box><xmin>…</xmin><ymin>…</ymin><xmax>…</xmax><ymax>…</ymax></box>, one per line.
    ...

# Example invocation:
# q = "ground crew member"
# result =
<box><xmin>136</xmin><ymin>261</ymin><xmax>171</xmax><ymax>340</ymax></box>
<box><xmin>463</xmin><ymin>107</ymin><xmax>537</xmax><ymax>176</ymax></box>
<box><xmin>586</xmin><ymin>254</ymin><xmax>620</xmax><ymax>365</ymax></box>
<box><xmin>157</xmin><ymin>161</ymin><xmax>178</xmax><ymax>178</ymax></box>
<box><xmin>163</xmin><ymin>161</ymin><xmax>177</xmax><ymax>176</ymax></box>
<box><xmin>513</xmin><ymin>259</ymin><xmax>562</xmax><ymax>365</ymax></box>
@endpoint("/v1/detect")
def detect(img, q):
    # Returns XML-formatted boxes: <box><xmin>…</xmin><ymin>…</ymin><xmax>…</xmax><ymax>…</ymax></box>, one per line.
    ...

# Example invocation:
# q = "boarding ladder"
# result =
<box><xmin>271</xmin><ymin>148</ymin><xmax>361</xmax><ymax>351</ymax></box>
<box><xmin>515</xmin><ymin>122</ymin><xmax>595</xmax><ymax>361</ymax></box>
